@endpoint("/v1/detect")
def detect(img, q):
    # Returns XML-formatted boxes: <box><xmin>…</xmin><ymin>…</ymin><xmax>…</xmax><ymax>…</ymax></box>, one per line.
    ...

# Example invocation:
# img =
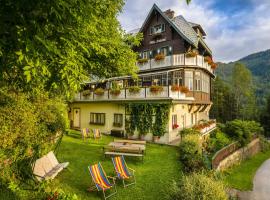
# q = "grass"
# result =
<box><xmin>51</xmin><ymin>130</ymin><xmax>181</xmax><ymax>200</ymax></box>
<box><xmin>223</xmin><ymin>149</ymin><xmax>270</xmax><ymax>191</ymax></box>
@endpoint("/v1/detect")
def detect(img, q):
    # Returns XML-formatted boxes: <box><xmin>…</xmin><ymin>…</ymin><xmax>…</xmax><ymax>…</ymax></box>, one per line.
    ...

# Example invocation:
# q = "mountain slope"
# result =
<box><xmin>216</xmin><ymin>49</ymin><xmax>270</xmax><ymax>106</ymax></box>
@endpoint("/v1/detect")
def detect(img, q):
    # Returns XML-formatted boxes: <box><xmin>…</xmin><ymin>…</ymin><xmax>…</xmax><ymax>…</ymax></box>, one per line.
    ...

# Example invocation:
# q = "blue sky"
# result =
<box><xmin>118</xmin><ymin>0</ymin><xmax>270</xmax><ymax>62</ymax></box>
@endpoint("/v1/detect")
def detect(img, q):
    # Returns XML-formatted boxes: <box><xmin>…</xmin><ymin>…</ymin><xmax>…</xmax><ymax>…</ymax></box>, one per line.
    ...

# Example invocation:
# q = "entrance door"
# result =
<box><xmin>73</xmin><ymin>108</ymin><xmax>80</xmax><ymax>128</ymax></box>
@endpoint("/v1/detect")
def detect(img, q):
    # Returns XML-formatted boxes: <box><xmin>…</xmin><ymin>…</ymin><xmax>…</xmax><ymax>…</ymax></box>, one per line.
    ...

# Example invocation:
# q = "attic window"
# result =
<box><xmin>150</xmin><ymin>24</ymin><xmax>165</xmax><ymax>35</ymax></box>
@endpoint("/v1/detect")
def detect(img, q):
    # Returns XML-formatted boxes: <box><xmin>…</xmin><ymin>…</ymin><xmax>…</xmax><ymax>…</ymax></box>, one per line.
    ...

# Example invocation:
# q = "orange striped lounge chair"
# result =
<box><xmin>88</xmin><ymin>163</ymin><xmax>117</xmax><ymax>200</ymax></box>
<box><xmin>111</xmin><ymin>156</ymin><xmax>136</xmax><ymax>187</ymax></box>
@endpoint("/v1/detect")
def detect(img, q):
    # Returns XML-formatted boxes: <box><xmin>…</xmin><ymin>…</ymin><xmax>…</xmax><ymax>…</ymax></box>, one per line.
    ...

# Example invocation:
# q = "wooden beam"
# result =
<box><xmin>188</xmin><ymin>104</ymin><xmax>194</xmax><ymax>113</ymax></box>
<box><xmin>193</xmin><ymin>104</ymin><xmax>202</xmax><ymax>113</ymax></box>
<box><xmin>199</xmin><ymin>104</ymin><xmax>208</xmax><ymax>112</ymax></box>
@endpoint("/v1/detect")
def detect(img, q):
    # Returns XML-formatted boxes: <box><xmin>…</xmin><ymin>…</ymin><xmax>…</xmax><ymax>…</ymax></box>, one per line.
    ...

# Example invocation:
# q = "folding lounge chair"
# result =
<box><xmin>111</xmin><ymin>156</ymin><xmax>136</xmax><ymax>187</ymax></box>
<box><xmin>81</xmin><ymin>128</ymin><xmax>89</xmax><ymax>140</ymax></box>
<box><xmin>93</xmin><ymin>129</ymin><xmax>102</xmax><ymax>139</ymax></box>
<box><xmin>88</xmin><ymin>163</ymin><xmax>117</xmax><ymax>200</ymax></box>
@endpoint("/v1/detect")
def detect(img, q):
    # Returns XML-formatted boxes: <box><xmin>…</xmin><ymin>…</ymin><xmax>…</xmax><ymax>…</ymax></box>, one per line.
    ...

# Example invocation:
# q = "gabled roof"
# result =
<box><xmin>188</xmin><ymin>21</ymin><xmax>206</xmax><ymax>36</ymax></box>
<box><xmin>137</xmin><ymin>4</ymin><xmax>212</xmax><ymax>55</ymax></box>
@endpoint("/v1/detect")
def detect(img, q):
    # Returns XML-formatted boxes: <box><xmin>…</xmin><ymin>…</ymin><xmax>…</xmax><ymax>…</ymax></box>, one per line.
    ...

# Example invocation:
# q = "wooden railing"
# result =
<box><xmin>137</xmin><ymin>54</ymin><xmax>214</xmax><ymax>74</ymax></box>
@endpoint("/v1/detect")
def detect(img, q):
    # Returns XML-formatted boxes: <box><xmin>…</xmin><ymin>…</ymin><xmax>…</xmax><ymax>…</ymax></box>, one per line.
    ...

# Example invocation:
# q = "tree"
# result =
<box><xmin>231</xmin><ymin>63</ymin><xmax>257</xmax><ymax>120</ymax></box>
<box><xmin>0</xmin><ymin>0</ymin><xmax>142</xmax><ymax>97</ymax></box>
<box><xmin>261</xmin><ymin>95</ymin><xmax>270</xmax><ymax>136</ymax></box>
<box><xmin>210</xmin><ymin>76</ymin><xmax>237</xmax><ymax>122</ymax></box>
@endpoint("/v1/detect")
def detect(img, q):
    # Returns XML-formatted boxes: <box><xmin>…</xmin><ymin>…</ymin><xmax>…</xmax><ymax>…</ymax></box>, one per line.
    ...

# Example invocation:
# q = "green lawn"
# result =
<box><xmin>52</xmin><ymin>130</ymin><xmax>181</xmax><ymax>200</ymax></box>
<box><xmin>223</xmin><ymin>150</ymin><xmax>270</xmax><ymax>191</ymax></box>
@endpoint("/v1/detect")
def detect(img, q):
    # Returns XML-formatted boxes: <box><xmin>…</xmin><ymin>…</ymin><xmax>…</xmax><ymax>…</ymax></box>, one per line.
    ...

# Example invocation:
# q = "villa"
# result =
<box><xmin>68</xmin><ymin>4</ymin><xmax>216</xmax><ymax>144</ymax></box>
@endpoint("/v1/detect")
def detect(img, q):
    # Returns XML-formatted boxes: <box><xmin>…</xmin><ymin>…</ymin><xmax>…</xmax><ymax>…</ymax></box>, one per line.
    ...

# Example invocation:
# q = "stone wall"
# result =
<box><xmin>214</xmin><ymin>138</ymin><xmax>261</xmax><ymax>171</ymax></box>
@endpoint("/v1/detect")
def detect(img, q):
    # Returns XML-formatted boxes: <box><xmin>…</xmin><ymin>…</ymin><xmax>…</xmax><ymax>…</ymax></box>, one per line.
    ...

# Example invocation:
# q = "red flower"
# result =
<box><xmin>172</xmin><ymin>124</ymin><xmax>179</xmax><ymax>129</ymax></box>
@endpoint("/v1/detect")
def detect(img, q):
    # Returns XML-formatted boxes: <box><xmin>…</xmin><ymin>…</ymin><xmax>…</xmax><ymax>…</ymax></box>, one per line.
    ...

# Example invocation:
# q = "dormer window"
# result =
<box><xmin>150</xmin><ymin>24</ymin><xmax>165</xmax><ymax>35</ymax></box>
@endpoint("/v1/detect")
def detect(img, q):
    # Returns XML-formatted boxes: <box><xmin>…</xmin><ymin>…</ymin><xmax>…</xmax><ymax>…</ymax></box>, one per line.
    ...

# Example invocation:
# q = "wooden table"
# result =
<box><xmin>108</xmin><ymin>142</ymin><xmax>146</xmax><ymax>153</ymax></box>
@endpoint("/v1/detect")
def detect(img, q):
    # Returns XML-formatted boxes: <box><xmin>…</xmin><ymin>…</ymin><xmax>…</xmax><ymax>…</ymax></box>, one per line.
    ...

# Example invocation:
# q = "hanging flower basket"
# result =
<box><xmin>110</xmin><ymin>89</ymin><xmax>121</xmax><ymax>96</ymax></box>
<box><xmin>94</xmin><ymin>88</ymin><xmax>105</xmax><ymax>96</ymax></box>
<box><xmin>150</xmin><ymin>85</ymin><xmax>164</xmax><ymax>94</ymax></box>
<box><xmin>185</xmin><ymin>51</ymin><xmax>198</xmax><ymax>58</ymax></box>
<box><xmin>82</xmin><ymin>89</ymin><xmax>91</xmax><ymax>96</ymax></box>
<box><xmin>155</xmin><ymin>54</ymin><xmax>165</xmax><ymax>61</ymax></box>
<box><xmin>137</xmin><ymin>58</ymin><xmax>149</xmax><ymax>64</ymax></box>
<box><xmin>179</xmin><ymin>86</ymin><xmax>189</xmax><ymax>94</ymax></box>
<box><xmin>171</xmin><ymin>85</ymin><xmax>180</xmax><ymax>92</ymax></box>
<box><xmin>128</xmin><ymin>86</ymin><xmax>141</xmax><ymax>94</ymax></box>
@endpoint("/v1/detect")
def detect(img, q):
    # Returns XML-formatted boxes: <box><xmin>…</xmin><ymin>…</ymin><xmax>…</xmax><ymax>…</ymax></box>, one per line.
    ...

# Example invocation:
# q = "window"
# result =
<box><xmin>142</xmin><ymin>51</ymin><xmax>149</xmax><ymax>59</ymax></box>
<box><xmin>202</xmin><ymin>73</ymin><xmax>210</xmax><ymax>93</ymax></box>
<box><xmin>113</xmin><ymin>114</ymin><xmax>123</xmax><ymax>127</ymax></box>
<box><xmin>195</xmin><ymin>71</ymin><xmax>201</xmax><ymax>91</ymax></box>
<box><xmin>172</xmin><ymin>114</ymin><xmax>178</xmax><ymax>129</ymax></box>
<box><xmin>185</xmin><ymin>71</ymin><xmax>193</xmax><ymax>91</ymax></box>
<box><xmin>90</xmin><ymin>113</ymin><xmax>105</xmax><ymax>125</ymax></box>
<box><xmin>150</xmin><ymin>24</ymin><xmax>165</xmax><ymax>35</ymax></box>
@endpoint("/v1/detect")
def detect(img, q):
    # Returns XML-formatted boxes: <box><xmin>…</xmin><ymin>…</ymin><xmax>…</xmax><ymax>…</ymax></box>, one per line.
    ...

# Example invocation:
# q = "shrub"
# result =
<box><xmin>169</xmin><ymin>172</ymin><xmax>227</xmax><ymax>200</ymax></box>
<box><xmin>260</xmin><ymin>136</ymin><xmax>270</xmax><ymax>152</ymax></box>
<box><xmin>94</xmin><ymin>88</ymin><xmax>104</xmax><ymax>95</ymax></box>
<box><xmin>179</xmin><ymin>134</ymin><xmax>205</xmax><ymax>172</ymax></box>
<box><xmin>224</xmin><ymin>120</ymin><xmax>263</xmax><ymax>146</ymax></box>
<box><xmin>128</xmin><ymin>86</ymin><xmax>141</xmax><ymax>94</ymax></box>
<box><xmin>206</xmin><ymin>130</ymin><xmax>232</xmax><ymax>153</ymax></box>
<box><xmin>179</xmin><ymin>128</ymin><xmax>200</xmax><ymax>138</ymax></box>
<box><xmin>0</xmin><ymin>89</ymin><xmax>68</xmax><ymax>197</ymax></box>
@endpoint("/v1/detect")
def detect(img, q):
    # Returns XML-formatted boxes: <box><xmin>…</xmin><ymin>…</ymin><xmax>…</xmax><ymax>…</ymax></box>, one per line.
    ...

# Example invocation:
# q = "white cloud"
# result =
<box><xmin>118</xmin><ymin>0</ymin><xmax>270</xmax><ymax>62</ymax></box>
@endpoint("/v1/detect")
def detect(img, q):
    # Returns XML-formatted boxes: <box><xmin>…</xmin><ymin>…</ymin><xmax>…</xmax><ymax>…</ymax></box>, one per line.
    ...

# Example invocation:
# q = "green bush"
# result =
<box><xmin>224</xmin><ymin>120</ymin><xmax>263</xmax><ymax>146</ymax></box>
<box><xmin>179</xmin><ymin>134</ymin><xmax>205</xmax><ymax>172</ymax></box>
<box><xmin>0</xmin><ymin>89</ymin><xmax>68</xmax><ymax>197</ymax></box>
<box><xmin>179</xmin><ymin>128</ymin><xmax>200</xmax><ymax>138</ymax></box>
<box><xmin>207</xmin><ymin>130</ymin><xmax>232</xmax><ymax>153</ymax></box>
<box><xmin>260</xmin><ymin>136</ymin><xmax>270</xmax><ymax>152</ymax></box>
<box><xmin>169</xmin><ymin>172</ymin><xmax>228</xmax><ymax>200</ymax></box>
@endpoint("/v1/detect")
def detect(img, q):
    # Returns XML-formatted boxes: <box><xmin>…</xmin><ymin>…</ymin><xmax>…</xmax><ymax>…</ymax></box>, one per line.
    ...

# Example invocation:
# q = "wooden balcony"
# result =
<box><xmin>137</xmin><ymin>54</ymin><xmax>214</xmax><ymax>75</ymax></box>
<box><xmin>73</xmin><ymin>86</ymin><xmax>194</xmax><ymax>102</ymax></box>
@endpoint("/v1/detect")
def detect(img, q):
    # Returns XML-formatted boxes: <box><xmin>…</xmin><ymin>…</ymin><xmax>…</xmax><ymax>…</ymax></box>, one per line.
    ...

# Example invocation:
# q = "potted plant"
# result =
<box><xmin>171</xmin><ymin>85</ymin><xmax>180</xmax><ymax>92</ymax></box>
<box><xmin>154</xmin><ymin>53</ymin><xmax>165</xmax><ymax>61</ymax></box>
<box><xmin>204</xmin><ymin>56</ymin><xmax>212</xmax><ymax>64</ymax></box>
<box><xmin>94</xmin><ymin>88</ymin><xmax>105</xmax><ymax>96</ymax></box>
<box><xmin>152</xmin><ymin>134</ymin><xmax>160</xmax><ymax>142</ymax></box>
<box><xmin>179</xmin><ymin>86</ymin><xmax>189</xmax><ymax>94</ymax></box>
<box><xmin>172</xmin><ymin>124</ymin><xmax>179</xmax><ymax>129</ymax></box>
<box><xmin>128</xmin><ymin>86</ymin><xmax>141</xmax><ymax>94</ymax></box>
<box><xmin>137</xmin><ymin>58</ymin><xmax>149</xmax><ymax>64</ymax></box>
<box><xmin>210</xmin><ymin>62</ymin><xmax>217</xmax><ymax>70</ymax></box>
<box><xmin>82</xmin><ymin>89</ymin><xmax>91</xmax><ymax>96</ymax></box>
<box><xmin>185</xmin><ymin>51</ymin><xmax>198</xmax><ymax>58</ymax></box>
<box><xmin>110</xmin><ymin>88</ymin><xmax>121</xmax><ymax>96</ymax></box>
<box><xmin>150</xmin><ymin>85</ymin><xmax>164</xmax><ymax>94</ymax></box>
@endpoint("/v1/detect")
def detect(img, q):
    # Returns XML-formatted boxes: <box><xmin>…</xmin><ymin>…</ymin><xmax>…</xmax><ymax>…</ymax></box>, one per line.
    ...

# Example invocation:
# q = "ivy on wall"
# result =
<box><xmin>125</xmin><ymin>103</ymin><xmax>170</xmax><ymax>137</ymax></box>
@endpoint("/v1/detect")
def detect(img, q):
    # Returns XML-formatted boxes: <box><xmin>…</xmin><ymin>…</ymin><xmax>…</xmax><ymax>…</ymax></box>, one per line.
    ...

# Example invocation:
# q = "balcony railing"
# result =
<box><xmin>137</xmin><ymin>54</ymin><xmax>214</xmax><ymax>74</ymax></box>
<box><xmin>74</xmin><ymin>86</ymin><xmax>194</xmax><ymax>102</ymax></box>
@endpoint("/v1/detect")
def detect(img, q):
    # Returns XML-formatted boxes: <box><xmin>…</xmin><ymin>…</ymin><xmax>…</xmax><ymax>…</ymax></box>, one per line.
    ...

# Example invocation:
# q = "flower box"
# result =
<box><xmin>137</xmin><ymin>58</ymin><xmax>149</xmax><ymax>64</ymax></box>
<box><xmin>155</xmin><ymin>54</ymin><xmax>165</xmax><ymax>61</ymax></box>
<box><xmin>171</xmin><ymin>85</ymin><xmax>180</xmax><ymax>92</ymax></box>
<box><xmin>128</xmin><ymin>86</ymin><xmax>141</xmax><ymax>94</ymax></box>
<box><xmin>179</xmin><ymin>86</ymin><xmax>189</xmax><ymax>94</ymax></box>
<box><xmin>94</xmin><ymin>88</ymin><xmax>105</xmax><ymax>96</ymax></box>
<box><xmin>185</xmin><ymin>51</ymin><xmax>198</xmax><ymax>58</ymax></box>
<box><xmin>150</xmin><ymin>85</ymin><xmax>163</xmax><ymax>94</ymax></box>
<box><xmin>110</xmin><ymin>89</ymin><xmax>121</xmax><ymax>96</ymax></box>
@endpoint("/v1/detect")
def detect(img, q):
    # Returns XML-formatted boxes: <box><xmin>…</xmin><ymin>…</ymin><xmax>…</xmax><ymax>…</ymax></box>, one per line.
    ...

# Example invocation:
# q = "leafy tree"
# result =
<box><xmin>260</xmin><ymin>95</ymin><xmax>270</xmax><ymax>136</ymax></box>
<box><xmin>0</xmin><ymin>0</ymin><xmax>142</xmax><ymax>97</ymax></box>
<box><xmin>231</xmin><ymin>63</ymin><xmax>257</xmax><ymax>120</ymax></box>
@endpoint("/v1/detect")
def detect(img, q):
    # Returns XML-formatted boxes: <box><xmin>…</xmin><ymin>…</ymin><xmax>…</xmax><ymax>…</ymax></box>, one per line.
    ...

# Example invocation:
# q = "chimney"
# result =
<box><xmin>164</xmin><ymin>9</ymin><xmax>175</xmax><ymax>19</ymax></box>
